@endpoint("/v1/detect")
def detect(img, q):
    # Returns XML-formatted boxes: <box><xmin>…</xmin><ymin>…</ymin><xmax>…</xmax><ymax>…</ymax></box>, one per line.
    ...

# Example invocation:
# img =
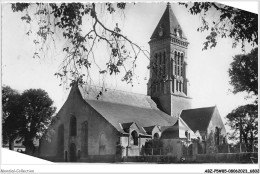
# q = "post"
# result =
<box><xmin>239</xmin><ymin>117</ymin><xmax>242</xmax><ymax>153</ymax></box>
<box><xmin>138</xmin><ymin>136</ymin><xmax>141</xmax><ymax>155</ymax></box>
<box><xmin>126</xmin><ymin>135</ymin><xmax>129</xmax><ymax>161</ymax></box>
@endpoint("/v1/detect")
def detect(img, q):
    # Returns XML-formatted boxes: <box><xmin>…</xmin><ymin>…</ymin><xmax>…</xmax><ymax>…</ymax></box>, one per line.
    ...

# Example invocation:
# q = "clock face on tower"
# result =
<box><xmin>158</xmin><ymin>25</ymin><xmax>164</xmax><ymax>37</ymax></box>
<box><xmin>159</xmin><ymin>30</ymin><xmax>163</xmax><ymax>37</ymax></box>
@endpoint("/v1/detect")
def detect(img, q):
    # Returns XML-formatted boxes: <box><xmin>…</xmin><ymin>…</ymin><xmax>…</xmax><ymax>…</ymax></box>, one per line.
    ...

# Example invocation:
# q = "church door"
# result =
<box><xmin>69</xmin><ymin>143</ymin><xmax>77</xmax><ymax>162</ymax></box>
<box><xmin>81</xmin><ymin>121</ymin><xmax>88</xmax><ymax>156</ymax></box>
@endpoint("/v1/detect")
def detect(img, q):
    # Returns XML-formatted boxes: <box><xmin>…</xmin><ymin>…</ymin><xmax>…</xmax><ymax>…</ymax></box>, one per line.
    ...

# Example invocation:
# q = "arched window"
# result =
<box><xmin>171</xmin><ymin>59</ymin><xmax>174</xmax><ymax>77</ymax></box>
<box><xmin>154</xmin><ymin>133</ymin><xmax>159</xmax><ymax>139</ymax></box>
<box><xmin>163</xmin><ymin>51</ymin><xmax>166</xmax><ymax>75</ymax></box>
<box><xmin>70</xmin><ymin>116</ymin><xmax>77</xmax><ymax>136</ymax></box>
<box><xmin>99</xmin><ymin>133</ymin><xmax>106</xmax><ymax>154</ymax></box>
<box><xmin>185</xmin><ymin>131</ymin><xmax>188</xmax><ymax>138</ymax></box>
<box><xmin>81</xmin><ymin>121</ymin><xmax>88</xmax><ymax>156</ymax></box>
<box><xmin>177</xmin><ymin>52</ymin><xmax>180</xmax><ymax>65</ymax></box>
<box><xmin>215</xmin><ymin>127</ymin><xmax>220</xmax><ymax>146</ymax></box>
<box><xmin>154</xmin><ymin>53</ymin><xmax>158</xmax><ymax>76</ymax></box>
<box><xmin>174</xmin><ymin>51</ymin><xmax>177</xmax><ymax>75</ymax></box>
<box><xmin>180</xmin><ymin>53</ymin><xmax>184</xmax><ymax>76</ymax></box>
<box><xmin>172</xmin><ymin>80</ymin><xmax>175</xmax><ymax>92</ymax></box>
<box><xmin>130</xmin><ymin>131</ymin><xmax>138</xmax><ymax>146</ymax></box>
<box><xmin>177</xmin><ymin>52</ymin><xmax>180</xmax><ymax>76</ymax></box>
<box><xmin>57</xmin><ymin>124</ymin><xmax>64</xmax><ymax>157</ymax></box>
<box><xmin>185</xmin><ymin>131</ymin><xmax>190</xmax><ymax>140</ymax></box>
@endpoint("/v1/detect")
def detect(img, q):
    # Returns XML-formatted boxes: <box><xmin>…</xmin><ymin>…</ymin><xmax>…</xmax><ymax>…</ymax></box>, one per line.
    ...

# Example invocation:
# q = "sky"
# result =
<box><xmin>2</xmin><ymin>2</ymin><xmax>257</xmax><ymax>133</ymax></box>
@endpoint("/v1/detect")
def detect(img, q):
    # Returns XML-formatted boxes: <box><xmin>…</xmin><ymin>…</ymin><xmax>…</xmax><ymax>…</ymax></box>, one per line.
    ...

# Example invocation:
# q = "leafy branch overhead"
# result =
<box><xmin>180</xmin><ymin>2</ymin><xmax>258</xmax><ymax>51</ymax></box>
<box><xmin>11</xmin><ymin>3</ymin><xmax>149</xmax><ymax>86</ymax></box>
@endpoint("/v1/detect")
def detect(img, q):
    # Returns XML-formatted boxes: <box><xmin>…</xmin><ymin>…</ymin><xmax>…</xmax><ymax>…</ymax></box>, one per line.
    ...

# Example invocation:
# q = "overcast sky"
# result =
<box><xmin>2</xmin><ymin>2</ymin><xmax>257</xmax><ymax>131</ymax></box>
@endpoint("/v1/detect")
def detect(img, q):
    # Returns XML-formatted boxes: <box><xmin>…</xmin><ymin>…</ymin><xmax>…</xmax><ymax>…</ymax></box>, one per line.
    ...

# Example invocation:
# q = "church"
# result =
<box><xmin>38</xmin><ymin>3</ymin><xmax>227</xmax><ymax>162</ymax></box>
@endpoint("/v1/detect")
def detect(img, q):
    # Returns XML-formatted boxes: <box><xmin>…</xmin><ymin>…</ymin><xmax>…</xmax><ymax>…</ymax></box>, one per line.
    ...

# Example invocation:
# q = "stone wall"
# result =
<box><xmin>39</xmin><ymin>85</ymin><xmax>119</xmax><ymax>162</ymax></box>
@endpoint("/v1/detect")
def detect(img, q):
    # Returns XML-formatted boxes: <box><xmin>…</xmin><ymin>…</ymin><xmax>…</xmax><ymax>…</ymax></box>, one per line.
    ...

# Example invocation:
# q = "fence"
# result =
<box><xmin>123</xmin><ymin>150</ymin><xmax>258</xmax><ymax>163</ymax></box>
<box><xmin>122</xmin><ymin>155</ymin><xmax>179</xmax><ymax>163</ymax></box>
<box><xmin>140</xmin><ymin>148</ymin><xmax>164</xmax><ymax>156</ymax></box>
<box><xmin>195</xmin><ymin>152</ymin><xmax>258</xmax><ymax>163</ymax></box>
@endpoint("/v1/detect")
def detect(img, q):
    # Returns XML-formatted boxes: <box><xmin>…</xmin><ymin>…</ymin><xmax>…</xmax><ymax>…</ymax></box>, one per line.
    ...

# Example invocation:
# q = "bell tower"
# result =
<box><xmin>147</xmin><ymin>3</ymin><xmax>192</xmax><ymax>117</ymax></box>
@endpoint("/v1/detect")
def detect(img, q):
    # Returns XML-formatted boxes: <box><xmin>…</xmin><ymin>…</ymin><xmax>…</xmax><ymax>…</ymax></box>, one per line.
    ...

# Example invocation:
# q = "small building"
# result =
<box><xmin>181</xmin><ymin>106</ymin><xmax>227</xmax><ymax>154</ymax></box>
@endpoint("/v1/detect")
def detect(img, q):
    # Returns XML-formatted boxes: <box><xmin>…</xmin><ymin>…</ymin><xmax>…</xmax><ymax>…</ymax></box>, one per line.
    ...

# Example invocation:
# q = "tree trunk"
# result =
<box><xmin>250</xmin><ymin>131</ymin><xmax>254</xmax><ymax>152</ymax></box>
<box><xmin>9</xmin><ymin>137</ymin><xmax>14</xmax><ymax>150</ymax></box>
<box><xmin>242</xmin><ymin>132</ymin><xmax>248</xmax><ymax>152</ymax></box>
<box><xmin>24</xmin><ymin>138</ymin><xmax>35</xmax><ymax>155</ymax></box>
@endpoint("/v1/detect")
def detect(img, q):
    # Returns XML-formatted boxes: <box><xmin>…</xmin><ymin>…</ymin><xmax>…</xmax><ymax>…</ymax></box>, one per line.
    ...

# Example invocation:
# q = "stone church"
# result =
<box><xmin>38</xmin><ymin>4</ymin><xmax>227</xmax><ymax>162</ymax></box>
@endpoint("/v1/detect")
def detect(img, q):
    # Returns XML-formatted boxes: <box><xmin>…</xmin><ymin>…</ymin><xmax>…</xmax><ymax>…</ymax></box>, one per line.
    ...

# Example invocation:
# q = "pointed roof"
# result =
<box><xmin>150</xmin><ymin>3</ymin><xmax>187</xmax><ymax>40</ymax></box>
<box><xmin>143</xmin><ymin>125</ymin><xmax>161</xmax><ymax>135</ymax></box>
<box><xmin>77</xmin><ymin>85</ymin><xmax>178</xmax><ymax>133</ymax></box>
<box><xmin>120</xmin><ymin>122</ymin><xmax>148</xmax><ymax>135</ymax></box>
<box><xmin>180</xmin><ymin>106</ymin><xmax>216</xmax><ymax>132</ymax></box>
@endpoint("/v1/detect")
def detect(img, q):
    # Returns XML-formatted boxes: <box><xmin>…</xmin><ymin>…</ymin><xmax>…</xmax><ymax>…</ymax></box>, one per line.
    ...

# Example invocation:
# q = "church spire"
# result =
<box><xmin>150</xmin><ymin>3</ymin><xmax>187</xmax><ymax>40</ymax></box>
<box><xmin>148</xmin><ymin>3</ymin><xmax>192</xmax><ymax>117</ymax></box>
<box><xmin>167</xmin><ymin>2</ymin><xmax>171</xmax><ymax>8</ymax></box>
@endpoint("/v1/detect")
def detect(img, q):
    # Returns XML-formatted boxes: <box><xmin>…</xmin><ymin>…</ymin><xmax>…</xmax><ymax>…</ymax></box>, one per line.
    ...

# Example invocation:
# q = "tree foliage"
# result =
<box><xmin>228</xmin><ymin>48</ymin><xmax>258</xmax><ymax>96</ymax></box>
<box><xmin>226</xmin><ymin>104</ymin><xmax>258</xmax><ymax>152</ymax></box>
<box><xmin>19</xmin><ymin>89</ymin><xmax>56</xmax><ymax>153</ymax></box>
<box><xmin>2</xmin><ymin>86</ymin><xmax>22</xmax><ymax>149</ymax></box>
<box><xmin>180</xmin><ymin>2</ymin><xmax>258</xmax><ymax>51</ymax></box>
<box><xmin>142</xmin><ymin>138</ymin><xmax>163</xmax><ymax>155</ymax></box>
<box><xmin>2</xmin><ymin>86</ymin><xmax>56</xmax><ymax>153</ymax></box>
<box><xmin>11</xmin><ymin>3</ymin><xmax>148</xmax><ymax>87</ymax></box>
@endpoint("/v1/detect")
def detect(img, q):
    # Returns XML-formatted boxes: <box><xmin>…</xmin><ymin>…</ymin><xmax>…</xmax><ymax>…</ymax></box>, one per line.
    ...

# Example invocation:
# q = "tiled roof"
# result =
<box><xmin>79</xmin><ymin>85</ymin><xmax>158</xmax><ymax>109</ymax></box>
<box><xmin>150</xmin><ymin>3</ymin><xmax>187</xmax><ymax>40</ymax></box>
<box><xmin>180</xmin><ymin>106</ymin><xmax>216</xmax><ymax>132</ymax></box>
<box><xmin>78</xmin><ymin>85</ymin><xmax>177</xmax><ymax>133</ymax></box>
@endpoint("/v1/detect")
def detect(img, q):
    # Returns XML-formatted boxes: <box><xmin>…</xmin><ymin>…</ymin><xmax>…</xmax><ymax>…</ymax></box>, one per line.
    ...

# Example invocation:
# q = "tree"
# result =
<box><xmin>11</xmin><ymin>3</ymin><xmax>148</xmax><ymax>87</ymax></box>
<box><xmin>180</xmin><ymin>2</ymin><xmax>258</xmax><ymax>51</ymax></box>
<box><xmin>228</xmin><ymin>48</ymin><xmax>258</xmax><ymax>97</ymax></box>
<box><xmin>2</xmin><ymin>86</ymin><xmax>23</xmax><ymax>150</ymax></box>
<box><xmin>19</xmin><ymin>89</ymin><xmax>56</xmax><ymax>154</ymax></box>
<box><xmin>142</xmin><ymin>138</ymin><xmax>163</xmax><ymax>155</ymax></box>
<box><xmin>226</xmin><ymin>104</ymin><xmax>258</xmax><ymax>152</ymax></box>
